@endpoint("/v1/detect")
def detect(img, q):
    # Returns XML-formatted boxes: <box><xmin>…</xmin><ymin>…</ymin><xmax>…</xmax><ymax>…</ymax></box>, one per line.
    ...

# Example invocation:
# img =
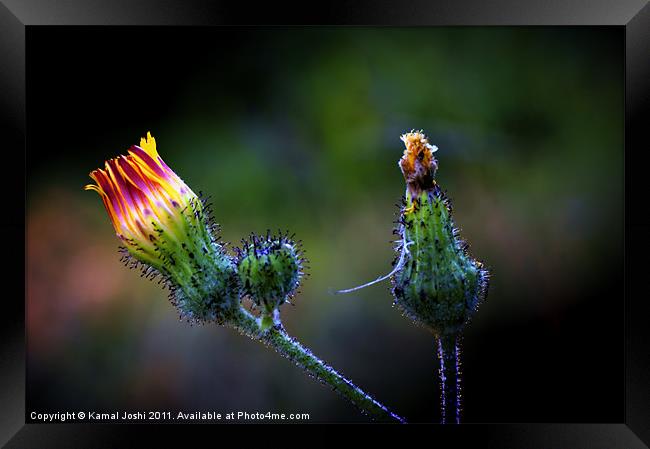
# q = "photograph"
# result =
<box><xmin>2</xmin><ymin>0</ymin><xmax>648</xmax><ymax>446</ymax></box>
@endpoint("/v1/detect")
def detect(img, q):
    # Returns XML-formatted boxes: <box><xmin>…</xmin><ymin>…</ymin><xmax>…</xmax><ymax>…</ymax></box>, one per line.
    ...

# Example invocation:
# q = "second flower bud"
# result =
<box><xmin>236</xmin><ymin>232</ymin><xmax>305</xmax><ymax>329</ymax></box>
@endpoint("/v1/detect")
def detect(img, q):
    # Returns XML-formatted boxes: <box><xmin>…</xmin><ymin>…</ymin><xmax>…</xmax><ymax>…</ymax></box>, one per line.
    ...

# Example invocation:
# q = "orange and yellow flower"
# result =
<box><xmin>85</xmin><ymin>132</ymin><xmax>239</xmax><ymax>322</ymax></box>
<box><xmin>85</xmin><ymin>132</ymin><xmax>203</xmax><ymax>263</ymax></box>
<box><xmin>399</xmin><ymin>130</ymin><xmax>438</xmax><ymax>184</ymax></box>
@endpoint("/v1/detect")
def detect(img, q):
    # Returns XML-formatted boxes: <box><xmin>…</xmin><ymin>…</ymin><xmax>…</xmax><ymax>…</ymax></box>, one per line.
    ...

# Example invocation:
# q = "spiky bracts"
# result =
<box><xmin>391</xmin><ymin>131</ymin><xmax>489</xmax><ymax>337</ymax></box>
<box><xmin>163</xmin><ymin>196</ymin><xmax>239</xmax><ymax>324</ymax></box>
<box><xmin>86</xmin><ymin>133</ymin><xmax>239</xmax><ymax>323</ymax></box>
<box><xmin>235</xmin><ymin>231</ymin><xmax>306</xmax><ymax>325</ymax></box>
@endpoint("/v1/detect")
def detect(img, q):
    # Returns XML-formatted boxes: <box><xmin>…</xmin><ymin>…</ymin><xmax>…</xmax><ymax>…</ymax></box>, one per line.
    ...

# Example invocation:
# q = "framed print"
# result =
<box><xmin>3</xmin><ymin>0</ymin><xmax>649</xmax><ymax>446</ymax></box>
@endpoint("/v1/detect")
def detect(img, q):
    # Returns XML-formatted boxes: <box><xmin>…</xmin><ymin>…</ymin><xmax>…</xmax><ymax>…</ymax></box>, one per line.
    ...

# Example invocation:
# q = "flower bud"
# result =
<box><xmin>391</xmin><ymin>131</ymin><xmax>489</xmax><ymax>336</ymax></box>
<box><xmin>85</xmin><ymin>132</ymin><xmax>239</xmax><ymax>323</ymax></box>
<box><xmin>236</xmin><ymin>232</ymin><xmax>305</xmax><ymax>326</ymax></box>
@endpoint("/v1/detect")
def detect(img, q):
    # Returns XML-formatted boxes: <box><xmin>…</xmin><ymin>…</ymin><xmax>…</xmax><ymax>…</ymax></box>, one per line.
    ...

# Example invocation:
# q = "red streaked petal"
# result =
<box><xmin>92</xmin><ymin>169</ymin><xmax>124</xmax><ymax>221</ymax></box>
<box><xmin>116</xmin><ymin>155</ymin><xmax>153</xmax><ymax>195</ymax></box>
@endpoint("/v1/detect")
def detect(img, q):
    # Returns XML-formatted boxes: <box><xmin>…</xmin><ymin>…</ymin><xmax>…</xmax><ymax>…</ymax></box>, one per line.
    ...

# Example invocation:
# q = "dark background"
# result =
<box><xmin>26</xmin><ymin>26</ymin><xmax>623</xmax><ymax>423</ymax></box>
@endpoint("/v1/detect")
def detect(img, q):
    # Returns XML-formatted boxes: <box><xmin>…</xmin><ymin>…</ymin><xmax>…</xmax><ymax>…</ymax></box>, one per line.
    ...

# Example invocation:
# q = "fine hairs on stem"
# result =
<box><xmin>228</xmin><ymin>307</ymin><xmax>406</xmax><ymax>423</ymax></box>
<box><xmin>437</xmin><ymin>334</ymin><xmax>462</xmax><ymax>424</ymax></box>
<box><xmin>233</xmin><ymin>231</ymin><xmax>406</xmax><ymax>422</ymax></box>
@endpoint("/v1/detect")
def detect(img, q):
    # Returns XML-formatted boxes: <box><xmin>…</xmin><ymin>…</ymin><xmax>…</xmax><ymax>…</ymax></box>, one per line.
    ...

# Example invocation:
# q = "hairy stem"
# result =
<box><xmin>227</xmin><ymin>307</ymin><xmax>406</xmax><ymax>423</ymax></box>
<box><xmin>437</xmin><ymin>333</ymin><xmax>462</xmax><ymax>424</ymax></box>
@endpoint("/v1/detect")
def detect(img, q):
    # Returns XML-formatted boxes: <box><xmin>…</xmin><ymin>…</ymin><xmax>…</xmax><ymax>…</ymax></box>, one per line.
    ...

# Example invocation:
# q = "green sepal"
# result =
<box><xmin>391</xmin><ymin>185</ymin><xmax>488</xmax><ymax>336</ymax></box>
<box><xmin>236</xmin><ymin>232</ymin><xmax>305</xmax><ymax>313</ymax></box>
<box><xmin>121</xmin><ymin>196</ymin><xmax>241</xmax><ymax>324</ymax></box>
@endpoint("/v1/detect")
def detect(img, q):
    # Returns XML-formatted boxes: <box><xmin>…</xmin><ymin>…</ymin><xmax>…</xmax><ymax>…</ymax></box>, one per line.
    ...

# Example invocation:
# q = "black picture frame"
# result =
<box><xmin>3</xmin><ymin>0</ymin><xmax>649</xmax><ymax>446</ymax></box>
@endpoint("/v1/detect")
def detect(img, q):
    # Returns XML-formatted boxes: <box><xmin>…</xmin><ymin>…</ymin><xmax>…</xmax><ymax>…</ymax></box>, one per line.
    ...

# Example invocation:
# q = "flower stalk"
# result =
<box><xmin>437</xmin><ymin>333</ymin><xmax>462</xmax><ymax>424</ymax></box>
<box><xmin>228</xmin><ymin>307</ymin><xmax>405</xmax><ymax>423</ymax></box>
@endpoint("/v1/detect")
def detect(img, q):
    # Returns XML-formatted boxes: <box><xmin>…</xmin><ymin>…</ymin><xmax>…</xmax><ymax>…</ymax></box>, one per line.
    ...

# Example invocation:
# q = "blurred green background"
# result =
<box><xmin>27</xmin><ymin>27</ymin><xmax>623</xmax><ymax>422</ymax></box>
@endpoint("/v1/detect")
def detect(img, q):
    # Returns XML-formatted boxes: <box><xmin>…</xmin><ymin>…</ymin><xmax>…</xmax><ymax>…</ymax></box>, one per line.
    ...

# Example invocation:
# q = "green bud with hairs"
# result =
<box><xmin>236</xmin><ymin>232</ymin><xmax>306</xmax><ymax>329</ymax></box>
<box><xmin>391</xmin><ymin>130</ymin><xmax>488</xmax><ymax>337</ymax></box>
